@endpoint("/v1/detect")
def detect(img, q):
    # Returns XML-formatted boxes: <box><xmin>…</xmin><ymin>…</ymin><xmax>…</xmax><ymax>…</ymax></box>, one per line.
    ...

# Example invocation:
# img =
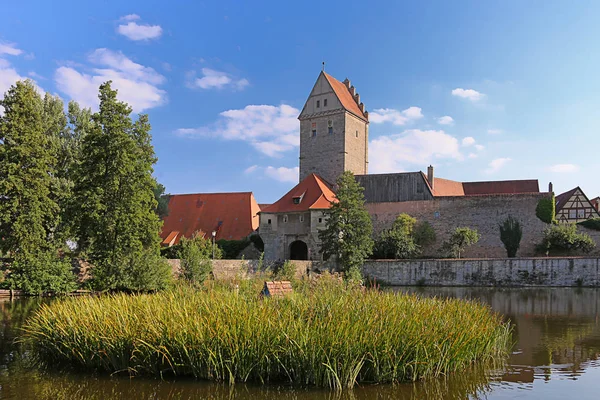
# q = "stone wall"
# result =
<box><xmin>366</xmin><ymin>193</ymin><xmax>551</xmax><ymax>258</ymax></box>
<box><xmin>362</xmin><ymin>257</ymin><xmax>600</xmax><ymax>287</ymax></box>
<box><xmin>169</xmin><ymin>259</ymin><xmax>314</xmax><ymax>280</ymax></box>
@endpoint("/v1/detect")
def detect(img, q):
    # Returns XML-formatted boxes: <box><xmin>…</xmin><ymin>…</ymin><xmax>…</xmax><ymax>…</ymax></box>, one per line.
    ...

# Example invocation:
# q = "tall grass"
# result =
<box><xmin>22</xmin><ymin>277</ymin><xmax>511</xmax><ymax>389</ymax></box>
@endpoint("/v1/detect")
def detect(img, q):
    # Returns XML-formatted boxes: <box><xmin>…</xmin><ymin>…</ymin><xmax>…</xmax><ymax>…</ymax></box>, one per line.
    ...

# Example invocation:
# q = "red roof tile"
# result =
<box><xmin>261</xmin><ymin>281</ymin><xmax>294</xmax><ymax>297</ymax></box>
<box><xmin>160</xmin><ymin>192</ymin><xmax>260</xmax><ymax>245</ymax></box>
<box><xmin>322</xmin><ymin>72</ymin><xmax>368</xmax><ymax>122</ymax></box>
<box><xmin>462</xmin><ymin>180</ymin><xmax>539</xmax><ymax>195</ymax></box>
<box><xmin>261</xmin><ymin>174</ymin><xmax>337</xmax><ymax>213</ymax></box>
<box><xmin>431</xmin><ymin>177</ymin><xmax>465</xmax><ymax>196</ymax></box>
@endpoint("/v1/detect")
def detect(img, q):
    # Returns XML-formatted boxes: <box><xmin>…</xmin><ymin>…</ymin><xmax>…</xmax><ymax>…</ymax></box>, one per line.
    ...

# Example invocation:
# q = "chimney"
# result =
<box><xmin>349</xmin><ymin>85</ymin><xmax>356</xmax><ymax>96</ymax></box>
<box><xmin>343</xmin><ymin>78</ymin><xmax>351</xmax><ymax>88</ymax></box>
<box><xmin>359</xmin><ymin>102</ymin><xmax>365</xmax><ymax>113</ymax></box>
<box><xmin>354</xmin><ymin>93</ymin><xmax>360</xmax><ymax>105</ymax></box>
<box><xmin>427</xmin><ymin>165</ymin><xmax>434</xmax><ymax>190</ymax></box>
<box><xmin>548</xmin><ymin>182</ymin><xmax>553</xmax><ymax>193</ymax></box>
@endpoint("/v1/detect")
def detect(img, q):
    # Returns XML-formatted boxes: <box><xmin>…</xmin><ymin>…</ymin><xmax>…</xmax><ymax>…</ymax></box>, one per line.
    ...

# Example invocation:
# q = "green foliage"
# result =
<box><xmin>536</xmin><ymin>196</ymin><xmax>556</xmax><ymax>224</ymax></box>
<box><xmin>538</xmin><ymin>223</ymin><xmax>596</xmax><ymax>255</ymax></box>
<box><xmin>0</xmin><ymin>81</ymin><xmax>75</xmax><ymax>293</ymax></box>
<box><xmin>441</xmin><ymin>227</ymin><xmax>480</xmax><ymax>258</ymax></box>
<box><xmin>24</xmin><ymin>280</ymin><xmax>511</xmax><ymax>389</ymax></box>
<box><xmin>578</xmin><ymin>218</ymin><xmax>600</xmax><ymax>231</ymax></box>
<box><xmin>273</xmin><ymin>260</ymin><xmax>296</xmax><ymax>281</ymax></box>
<box><xmin>499</xmin><ymin>216</ymin><xmax>523</xmax><ymax>258</ymax></box>
<box><xmin>179</xmin><ymin>234</ymin><xmax>220</xmax><ymax>285</ymax></box>
<box><xmin>70</xmin><ymin>81</ymin><xmax>167</xmax><ymax>291</ymax></box>
<box><xmin>152</xmin><ymin>181</ymin><xmax>170</xmax><ymax>219</ymax></box>
<box><xmin>413</xmin><ymin>221</ymin><xmax>437</xmax><ymax>247</ymax></box>
<box><xmin>319</xmin><ymin>171</ymin><xmax>373</xmax><ymax>279</ymax></box>
<box><xmin>249</xmin><ymin>234</ymin><xmax>265</xmax><ymax>252</ymax></box>
<box><xmin>216</xmin><ymin>238</ymin><xmax>250</xmax><ymax>259</ymax></box>
<box><xmin>160</xmin><ymin>244</ymin><xmax>181</xmax><ymax>259</ymax></box>
<box><xmin>373</xmin><ymin>215</ymin><xmax>437</xmax><ymax>259</ymax></box>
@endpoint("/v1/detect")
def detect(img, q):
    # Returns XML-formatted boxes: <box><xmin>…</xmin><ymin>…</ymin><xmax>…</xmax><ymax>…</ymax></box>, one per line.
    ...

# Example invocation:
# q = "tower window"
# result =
<box><xmin>283</xmin><ymin>215</ymin><xmax>288</xmax><ymax>223</ymax></box>
<box><xmin>312</xmin><ymin>129</ymin><xmax>317</xmax><ymax>137</ymax></box>
<box><xmin>268</xmin><ymin>219</ymin><xmax>272</xmax><ymax>225</ymax></box>
<box><xmin>324</xmin><ymin>99</ymin><xmax>328</xmax><ymax>107</ymax></box>
<box><xmin>328</xmin><ymin>127</ymin><xmax>333</xmax><ymax>134</ymax></box>
<box><xmin>316</xmin><ymin>100</ymin><xmax>320</xmax><ymax>108</ymax></box>
<box><xmin>355</xmin><ymin>130</ymin><xmax>359</xmax><ymax>138</ymax></box>
<box><xmin>299</xmin><ymin>215</ymin><xmax>305</xmax><ymax>222</ymax></box>
<box><xmin>318</xmin><ymin>217</ymin><xmax>323</xmax><ymax>223</ymax></box>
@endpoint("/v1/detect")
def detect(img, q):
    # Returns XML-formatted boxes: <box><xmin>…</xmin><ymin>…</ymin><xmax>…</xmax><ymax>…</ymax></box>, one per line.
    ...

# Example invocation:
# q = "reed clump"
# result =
<box><xmin>23</xmin><ymin>276</ymin><xmax>511</xmax><ymax>389</ymax></box>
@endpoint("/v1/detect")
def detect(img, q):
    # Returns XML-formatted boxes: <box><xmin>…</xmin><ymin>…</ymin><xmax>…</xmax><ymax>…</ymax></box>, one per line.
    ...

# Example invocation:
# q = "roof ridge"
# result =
<box><xmin>170</xmin><ymin>191</ymin><xmax>254</xmax><ymax>196</ymax></box>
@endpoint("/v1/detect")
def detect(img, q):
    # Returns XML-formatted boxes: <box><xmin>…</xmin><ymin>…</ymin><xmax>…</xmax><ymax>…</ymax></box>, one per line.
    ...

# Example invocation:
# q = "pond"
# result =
<box><xmin>0</xmin><ymin>287</ymin><xmax>599</xmax><ymax>399</ymax></box>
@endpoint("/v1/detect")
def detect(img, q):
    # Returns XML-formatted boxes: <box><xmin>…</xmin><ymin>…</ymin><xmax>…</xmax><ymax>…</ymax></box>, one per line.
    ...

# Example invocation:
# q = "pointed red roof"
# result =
<box><xmin>160</xmin><ymin>192</ymin><xmax>260</xmax><ymax>245</ymax></box>
<box><xmin>322</xmin><ymin>72</ymin><xmax>369</xmax><ymax>122</ymax></box>
<box><xmin>261</xmin><ymin>174</ymin><xmax>337</xmax><ymax>213</ymax></box>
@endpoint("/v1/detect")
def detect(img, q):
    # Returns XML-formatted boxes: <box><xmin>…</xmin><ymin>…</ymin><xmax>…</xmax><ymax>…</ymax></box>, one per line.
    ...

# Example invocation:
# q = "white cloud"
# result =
<box><xmin>468</xmin><ymin>153</ymin><xmax>478</xmax><ymax>159</ymax></box>
<box><xmin>28</xmin><ymin>71</ymin><xmax>46</xmax><ymax>80</ymax></box>
<box><xmin>462</xmin><ymin>137</ymin><xmax>476</xmax><ymax>147</ymax></box>
<box><xmin>438</xmin><ymin>115</ymin><xmax>454</xmax><ymax>125</ymax></box>
<box><xmin>264</xmin><ymin>166</ymin><xmax>299</xmax><ymax>183</ymax></box>
<box><xmin>244</xmin><ymin>165</ymin><xmax>258</xmax><ymax>174</ymax></box>
<box><xmin>120</xmin><ymin>14</ymin><xmax>140</xmax><ymax>21</ymax></box>
<box><xmin>369</xmin><ymin>129</ymin><xmax>462</xmax><ymax>174</ymax></box>
<box><xmin>0</xmin><ymin>42</ymin><xmax>23</xmax><ymax>56</ymax></box>
<box><xmin>485</xmin><ymin>158</ymin><xmax>511</xmax><ymax>174</ymax></box>
<box><xmin>188</xmin><ymin>68</ymin><xmax>249</xmax><ymax>91</ymax></box>
<box><xmin>487</xmin><ymin>129</ymin><xmax>502</xmax><ymax>135</ymax></box>
<box><xmin>174</xmin><ymin>104</ymin><xmax>299</xmax><ymax>157</ymax></box>
<box><xmin>54</xmin><ymin>48</ymin><xmax>166</xmax><ymax>112</ymax></box>
<box><xmin>369</xmin><ymin>106</ymin><xmax>423</xmax><ymax>125</ymax></box>
<box><xmin>117</xmin><ymin>21</ymin><xmax>162</xmax><ymax>41</ymax></box>
<box><xmin>548</xmin><ymin>164</ymin><xmax>580</xmax><ymax>173</ymax></box>
<box><xmin>452</xmin><ymin>88</ymin><xmax>484</xmax><ymax>101</ymax></box>
<box><xmin>475</xmin><ymin>144</ymin><xmax>484</xmax><ymax>151</ymax></box>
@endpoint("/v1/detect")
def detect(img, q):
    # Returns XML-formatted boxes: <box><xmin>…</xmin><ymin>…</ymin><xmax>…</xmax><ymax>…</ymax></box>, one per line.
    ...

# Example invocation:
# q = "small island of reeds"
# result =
<box><xmin>23</xmin><ymin>277</ymin><xmax>511</xmax><ymax>389</ymax></box>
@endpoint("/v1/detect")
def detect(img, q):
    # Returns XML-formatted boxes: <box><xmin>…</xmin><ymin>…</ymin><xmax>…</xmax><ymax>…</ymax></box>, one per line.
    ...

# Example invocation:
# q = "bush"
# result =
<box><xmin>216</xmin><ymin>238</ymin><xmax>250</xmax><ymax>259</ymax></box>
<box><xmin>413</xmin><ymin>221</ymin><xmax>436</xmax><ymax>247</ymax></box>
<box><xmin>373</xmin><ymin>213</ymin><xmax>420</xmax><ymax>259</ymax></box>
<box><xmin>179</xmin><ymin>234</ymin><xmax>220</xmax><ymax>285</ymax></box>
<box><xmin>578</xmin><ymin>218</ymin><xmax>600</xmax><ymax>231</ymax></box>
<box><xmin>538</xmin><ymin>224</ymin><xmax>596</xmax><ymax>255</ymax></box>
<box><xmin>7</xmin><ymin>251</ymin><xmax>76</xmax><ymax>295</ymax></box>
<box><xmin>441</xmin><ymin>227</ymin><xmax>480</xmax><ymax>258</ymax></box>
<box><xmin>536</xmin><ymin>196</ymin><xmax>555</xmax><ymax>223</ymax></box>
<box><xmin>499</xmin><ymin>216</ymin><xmax>523</xmax><ymax>258</ymax></box>
<box><xmin>24</xmin><ymin>280</ymin><xmax>511</xmax><ymax>389</ymax></box>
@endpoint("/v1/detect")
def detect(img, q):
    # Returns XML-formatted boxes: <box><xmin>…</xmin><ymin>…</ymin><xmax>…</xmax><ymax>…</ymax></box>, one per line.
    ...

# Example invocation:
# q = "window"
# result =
<box><xmin>318</xmin><ymin>217</ymin><xmax>323</xmax><ymax>223</ymax></box>
<box><xmin>328</xmin><ymin>126</ymin><xmax>333</xmax><ymax>134</ymax></box>
<box><xmin>578</xmin><ymin>209</ymin><xmax>586</xmax><ymax>218</ymax></box>
<box><xmin>293</xmin><ymin>196</ymin><xmax>301</xmax><ymax>204</ymax></box>
<box><xmin>268</xmin><ymin>219</ymin><xmax>272</xmax><ymax>225</ymax></box>
<box><xmin>356</xmin><ymin>130</ymin><xmax>359</xmax><ymax>138</ymax></box>
<box><xmin>283</xmin><ymin>215</ymin><xmax>288</xmax><ymax>223</ymax></box>
<box><xmin>324</xmin><ymin>98</ymin><xmax>328</xmax><ymax>107</ymax></box>
<box><xmin>316</xmin><ymin>100</ymin><xmax>320</xmax><ymax>108</ymax></box>
<box><xmin>312</xmin><ymin>129</ymin><xmax>317</xmax><ymax>137</ymax></box>
<box><xmin>569</xmin><ymin>210</ymin><xmax>577</xmax><ymax>219</ymax></box>
<box><xmin>299</xmin><ymin>215</ymin><xmax>304</xmax><ymax>222</ymax></box>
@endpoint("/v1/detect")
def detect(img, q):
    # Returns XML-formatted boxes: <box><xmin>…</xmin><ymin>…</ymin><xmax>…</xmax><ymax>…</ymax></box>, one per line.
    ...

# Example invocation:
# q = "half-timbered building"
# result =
<box><xmin>555</xmin><ymin>187</ymin><xmax>600</xmax><ymax>223</ymax></box>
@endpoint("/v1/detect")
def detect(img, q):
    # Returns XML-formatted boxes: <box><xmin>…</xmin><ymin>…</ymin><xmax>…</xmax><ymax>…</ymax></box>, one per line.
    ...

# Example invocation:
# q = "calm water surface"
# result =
<box><xmin>1</xmin><ymin>287</ymin><xmax>599</xmax><ymax>399</ymax></box>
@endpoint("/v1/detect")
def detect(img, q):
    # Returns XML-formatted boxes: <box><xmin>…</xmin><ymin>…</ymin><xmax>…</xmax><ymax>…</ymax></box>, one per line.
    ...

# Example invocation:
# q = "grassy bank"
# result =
<box><xmin>22</xmin><ymin>278</ymin><xmax>511</xmax><ymax>389</ymax></box>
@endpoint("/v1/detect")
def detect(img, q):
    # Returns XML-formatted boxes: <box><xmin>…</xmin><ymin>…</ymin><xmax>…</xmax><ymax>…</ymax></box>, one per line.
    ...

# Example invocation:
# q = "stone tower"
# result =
<box><xmin>298</xmin><ymin>71</ymin><xmax>369</xmax><ymax>186</ymax></box>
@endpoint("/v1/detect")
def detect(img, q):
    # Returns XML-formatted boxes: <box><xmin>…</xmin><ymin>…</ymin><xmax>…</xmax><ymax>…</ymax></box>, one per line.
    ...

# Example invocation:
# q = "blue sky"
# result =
<box><xmin>1</xmin><ymin>0</ymin><xmax>599</xmax><ymax>203</ymax></box>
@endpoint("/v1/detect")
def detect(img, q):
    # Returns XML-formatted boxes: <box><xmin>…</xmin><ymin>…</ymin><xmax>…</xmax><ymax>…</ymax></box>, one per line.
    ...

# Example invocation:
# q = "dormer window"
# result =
<box><xmin>293</xmin><ymin>197</ymin><xmax>301</xmax><ymax>204</ymax></box>
<box><xmin>316</xmin><ymin>100</ymin><xmax>320</xmax><ymax>108</ymax></box>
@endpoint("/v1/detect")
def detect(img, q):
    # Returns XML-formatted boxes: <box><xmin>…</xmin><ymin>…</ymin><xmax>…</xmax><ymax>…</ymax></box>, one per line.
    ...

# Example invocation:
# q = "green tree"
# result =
<box><xmin>153</xmin><ymin>181</ymin><xmax>170</xmax><ymax>219</ymax></box>
<box><xmin>319</xmin><ymin>171</ymin><xmax>373</xmax><ymax>281</ymax></box>
<box><xmin>499</xmin><ymin>215</ymin><xmax>523</xmax><ymax>258</ymax></box>
<box><xmin>538</xmin><ymin>224</ymin><xmax>595</xmax><ymax>255</ymax></box>
<box><xmin>71</xmin><ymin>81</ymin><xmax>170</xmax><ymax>291</ymax></box>
<box><xmin>413</xmin><ymin>221</ymin><xmax>437</xmax><ymax>248</ymax></box>
<box><xmin>178</xmin><ymin>233</ymin><xmax>221</xmax><ymax>285</ymax></box>
<box><xmin>0</xmin><ymin>80</ymin><xmax>75</xmax><ymax>294</ymax></box>
<box><xmin>373</xmin><ymin>213</ymin><xmax>419</xmax><ymax>259</ymax></box>
<box><xmin>441</xmin><ymin>227</ymin><xmax>480</xmax><ymax>258</ymax></box>
<box><xmin>536</xmin><ymin>196</ymin><xmax>556</xmax><ymax>224</ymax></box>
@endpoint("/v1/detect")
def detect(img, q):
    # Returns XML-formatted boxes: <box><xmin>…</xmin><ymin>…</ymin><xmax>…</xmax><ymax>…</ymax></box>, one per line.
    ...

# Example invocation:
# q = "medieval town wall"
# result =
<box><xmin>366</xmin><ymin>193</ymin><xmax>551</xmax><ymax>258</ymax></box>
<box><xmin>361</xmin><ymin>257</ymin><xmax>600</xmax><ymax>287</ymax></box>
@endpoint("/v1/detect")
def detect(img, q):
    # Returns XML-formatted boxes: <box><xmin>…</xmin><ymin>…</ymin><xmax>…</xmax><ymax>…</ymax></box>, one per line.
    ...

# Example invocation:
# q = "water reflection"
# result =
<box><xmin>1</xmin><ymin>289</ymin><xmax>600</xmax><ymax>399</ymax></box>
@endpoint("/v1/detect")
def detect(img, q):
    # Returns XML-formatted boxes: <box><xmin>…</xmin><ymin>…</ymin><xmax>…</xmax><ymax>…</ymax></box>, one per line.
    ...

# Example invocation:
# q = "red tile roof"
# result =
<box><xmin>261</xmin><ymin>281</ymin><xmax>294</xmax><ymax>297</ymax></box>
<box><xmin>261</xmin><ymin>174</ymin><xmax>336</xmax><ymax>214</ymax></box>
<box><xmin>431</xmin><ymin>177</ymin><xmax>465</xmax><ymax>196</ymax></box>
<box><xmin>160</xmin><ymin>192</ymin><xmax>260</xmax><ymax>245</ymax></box>
<box><xmin>462</xmin><ymin>180</ymin><xmax>540</xmax><ymax>195</ymax></box>
<box><xmin>322</xmin><ymin>72</ymin><xmax>369</xmax><ymax>122</ymax></box>
<box><xmin>555</xmin><ymin>187</ymin><xmax>579</xmax><ymax>211</ymax></box>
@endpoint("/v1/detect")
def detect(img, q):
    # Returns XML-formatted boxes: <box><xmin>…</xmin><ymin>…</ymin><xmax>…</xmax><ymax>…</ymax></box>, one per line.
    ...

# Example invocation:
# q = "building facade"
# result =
<box><xmin>555</xmin><ymin>187</ymin><xmax>600</xmax><ymax>223</ymax></box>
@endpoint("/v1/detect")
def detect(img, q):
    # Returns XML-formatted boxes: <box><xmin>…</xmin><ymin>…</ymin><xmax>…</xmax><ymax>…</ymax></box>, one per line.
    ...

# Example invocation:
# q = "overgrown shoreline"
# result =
<box><xmin>22</xmin><ymin>278</ymin><xmax>512</xmax><ymax>390</ymax></box>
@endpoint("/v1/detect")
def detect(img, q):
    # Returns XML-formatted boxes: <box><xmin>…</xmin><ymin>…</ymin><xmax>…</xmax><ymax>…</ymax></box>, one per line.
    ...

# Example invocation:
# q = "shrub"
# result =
<box><xmin>179</xmin><ymin>234</ymin><xmax>221</xmax><ymax>285</ymax></box>
<box><xmin>578</xmin><ymin>218</ymin><xmax>600</xmax><ymax>231</ymax></box>
<box><xmin>536</xmin><ymin>196</ymin><xmax>555</xmax><ymax>223</ymax></box>
<box><xmin>216</xmin><ymin>238</ymin><xmax>250</xmax><ymax>259</ymax></box>
<box><xmin>441</xmin><ymin>227</ymin><xmax>480</xmax><ymax>258</ymax></box>
<box><xmin>373</xmin><ymin>213</ymin><xmax>420</xmax><ymax>259</ymax></box>
<box><xmin>538</xmin><ymin>224</ymin><xmax>595</xmax><ymax>255</ymax></box>
<box><xmin>413</xmin><ymin>221</ymin><xmax>437</xmax><ymax>247</ymax></box>
<box><xmin>7</xmin><ymin>251</ymin><xmax>76</xmax><ymax>295</ymax></box>
<box><xmin>499</xmin><ymin>216</ymin><xmax>522</xmax><ymax>258</ymax></box>
<box><xmin>24</xmin><ymin>280</ymin><xmax>511</xmax><ymax>389</ymax></box>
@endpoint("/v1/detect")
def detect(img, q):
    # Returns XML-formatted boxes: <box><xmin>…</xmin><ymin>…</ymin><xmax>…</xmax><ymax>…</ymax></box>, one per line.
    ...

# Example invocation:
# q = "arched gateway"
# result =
<box><xmin>289</xmin><ymin>240</ymin><xmax>308</xmax><ymax>260</ymax></box>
